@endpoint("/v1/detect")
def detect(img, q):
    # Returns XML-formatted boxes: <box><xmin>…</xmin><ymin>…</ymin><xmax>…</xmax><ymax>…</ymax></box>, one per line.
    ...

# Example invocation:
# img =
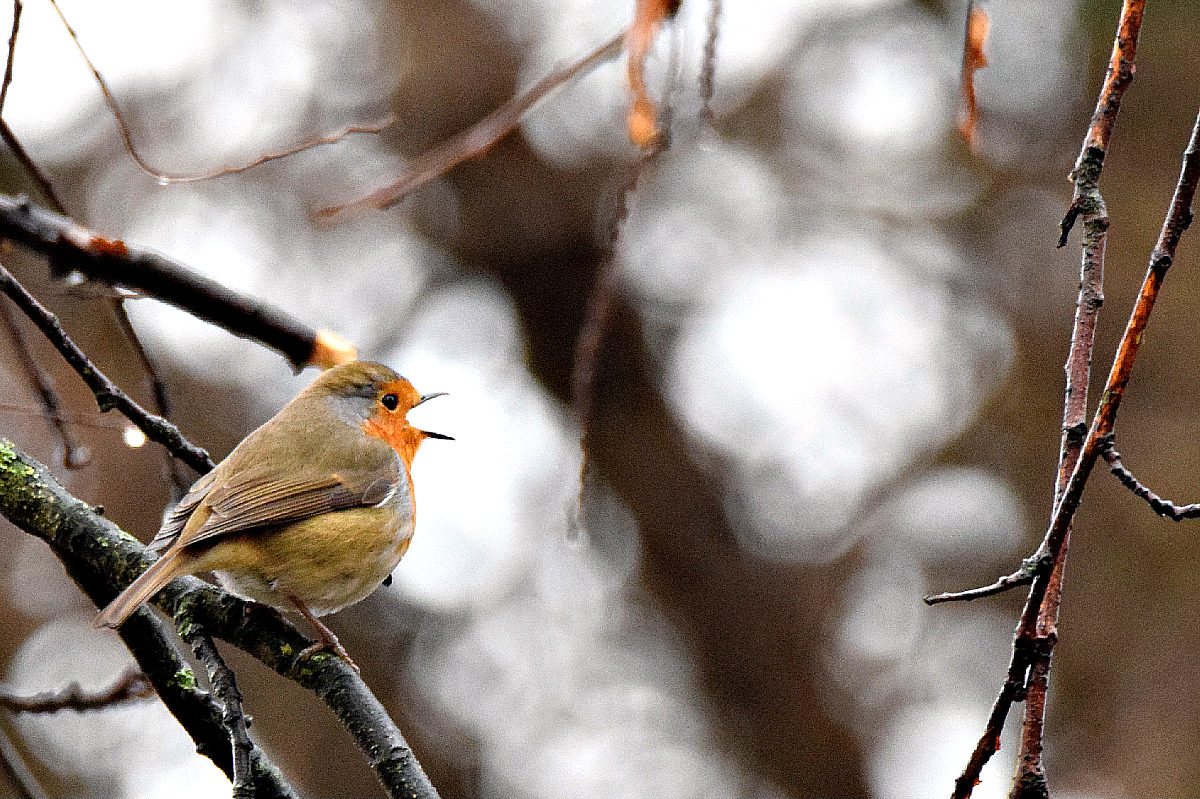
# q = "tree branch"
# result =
<box><xmin>0</xmin><ymin>438</ymin><xmax>441</xmax><ymax>799</ymax></box>
<box><xmin>317</xmin><ymin>30</ymin><xmax>626</xmax><ymax>219</ymax></box>
<box><xmin>187</xmin><ymin>635</ymin><xmax>254</xmax><ymax>799</ymax></box>
<box><xmin>0</xmin><ymin>193</ymin><xmax>355</xmax><ymax>371</ymax></box>
<box><xmin>0</xmin><ymin>261</ymin><xmax>215</xmax><ymax>473</ymax></box>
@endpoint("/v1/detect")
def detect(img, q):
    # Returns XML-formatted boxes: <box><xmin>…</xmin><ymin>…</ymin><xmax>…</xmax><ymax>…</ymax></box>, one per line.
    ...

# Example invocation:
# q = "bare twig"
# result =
<box><xmin>699</xmin><ymin>0</ymin><xmax>721</xmax><ymax>126</ymax></box>
<box><xmin>1006</xmin><ymin>6</ymin><xmax>1139</xmax><ymax>792</ymax></box>
<box><xmin>923</xmin><ymin>555</ymin><xmax>1045</xmax><ymax>605</ymax></box>
<box><xmin>187</xmin><ymin>636</ymin><xmax>253</xmax><ymax>799</ymax></box>
<box><xmin>43</xmin><ymin>0</ymin><xmax>385</xmax><ymax>185</ymax></box>
<box><xmin>0</xmin><ymin>0</ymin><xmax>21</xmax><ymax>112</ymax></box>
<box><xmin>0</xmin><ymin>670</ymin><xmax>152</xmax><ymax>714</ymax></box>
<box><xmin>1058</xmin><ymin>1</ymin><xmax>1144</xmax><ymax>247</ymax></box>
<box><xmin>0</xmin><ymin>261</ymin><xmax>215</xmax><ymax>473</ymax></box>
<box><xmin>0</xmin><ymin>301</ymin><xmax>90</xmax><ymax>468</ymax></box>
<box><xmin>1101</xmin><ymin>436</ymin><xmax>1200</xmax><ymax>520</ymax></box>
<box><xmin>0</xmin><ymin>0</ymin><xmax>65</xmax><ymax>213</ymax></box>
<box><xmin>0</xmin><ymin>193</ymin><xmax>354</xmax><ymax>370</ymax></box>
<box><xmin>939</xmin><ymin>5</ymin><xmax>1179</xmax><ymax>796</ymax></box>
<box><xmin>317</xmin><ymin>30</ymin><xmax>627</xmax><ymax>219</ymax></box>
<box><xmin>0</xmin><ymin>723</ymin><xmax>47</xmax><ymax>799</ymax></box>
<box><xmin>107</xmin><ymin>299</ymin><xmax>190</xmax><ymax>497</ymax></box>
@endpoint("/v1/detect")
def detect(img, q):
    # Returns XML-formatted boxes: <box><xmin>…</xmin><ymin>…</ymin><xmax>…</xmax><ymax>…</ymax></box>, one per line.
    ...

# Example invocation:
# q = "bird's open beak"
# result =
<box><xmin>414</xmin><ymin>392</ymin><xmax>453</xmax><ymax>440</ymax></box>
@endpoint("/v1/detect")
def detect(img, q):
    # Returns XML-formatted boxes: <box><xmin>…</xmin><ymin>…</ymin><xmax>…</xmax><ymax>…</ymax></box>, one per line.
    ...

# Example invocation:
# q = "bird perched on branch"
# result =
<box><xmin>94</xmin><ymin>361</ymin><xmax>451</xmax><ymax>671</ymax></box>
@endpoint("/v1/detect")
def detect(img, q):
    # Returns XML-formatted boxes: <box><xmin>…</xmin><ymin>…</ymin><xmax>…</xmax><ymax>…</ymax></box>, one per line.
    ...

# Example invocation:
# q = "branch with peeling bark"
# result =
<box><xmin>0</xmin><ymin>438</ymin><xmax>440</xmax><ymax>799</ymax></box>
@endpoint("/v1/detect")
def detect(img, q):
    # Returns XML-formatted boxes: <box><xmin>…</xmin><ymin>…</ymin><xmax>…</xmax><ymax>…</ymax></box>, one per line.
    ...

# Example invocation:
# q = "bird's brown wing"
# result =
<box><xmin>148</xmin><ymin>468</ymin><xmax>221</xmax><ymax>552</ymax></box>
<box><xmin>154</xmin><ymin>458</ymin><xmax>400</xmax><ymax>552</ymax></box>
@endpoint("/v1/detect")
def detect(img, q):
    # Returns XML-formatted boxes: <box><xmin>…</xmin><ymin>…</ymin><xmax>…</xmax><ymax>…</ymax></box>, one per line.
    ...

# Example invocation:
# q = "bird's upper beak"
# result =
<box><xmin>413</xmin><ymin>392</ymin><xmax>453</xmax><ymax>440</ymax></box>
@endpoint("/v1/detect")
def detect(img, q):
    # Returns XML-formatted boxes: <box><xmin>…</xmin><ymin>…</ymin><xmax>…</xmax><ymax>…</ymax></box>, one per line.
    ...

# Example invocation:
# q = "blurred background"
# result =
<box><xmin>1</xmin><ymin>0</ymin><xmax>1199</xmax><ymax>796</ymax></box>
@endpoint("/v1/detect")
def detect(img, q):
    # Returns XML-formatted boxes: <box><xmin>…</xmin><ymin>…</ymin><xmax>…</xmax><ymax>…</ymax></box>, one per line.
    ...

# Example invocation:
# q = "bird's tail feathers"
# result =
<box><xmin>93</xmin><ymin>551</ymin><xmax>184</xmax><ymax>629</ymax></box>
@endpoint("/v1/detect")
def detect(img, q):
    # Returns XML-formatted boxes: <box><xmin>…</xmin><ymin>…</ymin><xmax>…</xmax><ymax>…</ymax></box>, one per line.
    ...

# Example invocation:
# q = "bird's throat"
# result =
<box><xmin>362</xmin><ymin>413</ymin><xmax>422</xmax><ymax>468</ymax></box>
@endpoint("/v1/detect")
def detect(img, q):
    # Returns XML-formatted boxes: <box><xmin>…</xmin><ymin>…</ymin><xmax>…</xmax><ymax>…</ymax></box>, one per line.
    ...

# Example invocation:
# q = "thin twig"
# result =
<box><xmin>1005</xmin><ymin>5</ymin><xmax>1139</xmax><ymax>791</ymax></box>
<box><xmin>0</xmin><ymin>261</ymin><xmax>215</xmax><ymax>473</ymax></box>
<box><xmin>1101</xmin><ymin>436</ymin><xmax>1200</xmax><ymax>520</ymax></box>
<box><xmin>943</xmin><ymin>5</ymin><xmax>1172</xmax><ymax>796</ymax></box>
<box><xmin>699</xmin><ymin>0</ymin><xmax>721</xmax><ymax>127</ymax></box>
<box><xmin>923</xmin><ymin>555</ymin><xmax>1045</xmax><ymax>605</ymax></box>
<box><xmin>0</xmin><ymin>0</ymin><xmax>21</xmax><ymax>112</ymax></box>
<box><xmin>1058</xmin><ymin>1</ymin><xmax>1144</xmax><ymax>247</ymax></box>
<box><xmin>0</xmin><ymin>0</ymin><xmax>65</xmax><ymax>213</ymax></box>
<box><xmin>0</xmin><ymin>722</ymin><xmax>47</xmax><ymax>799</ymax></box>
<box><xmin>44</xmin><ymin>0</ymin><xmax>385</xmax><ymax>185</ymax></box>
<box><xmin>187</xmin><ymin>635</ymin><xmax>253</xmax><ymax>799</ymax></box>
<box><xmin>571</xmin><ymin>28</ymin><xmax>679</xmax><ymax>527</ymax></box>
<box><xmin>0</xmin><ymin>300</ymin><xmax>90</xmax><ymax>468</ymax></box>
<box><xmin>317</xmin><ymin>30</ymin><xmax>627</xmax><ymax>219</ymax></box>
<box><xmin>0</xmin><ymin>193</ymin><xmax>353</xmax><ymax>370</ymax></box>
<box><xmin>0</xmin><ymin>670</ymin><xmax>152</xmax><ymax>714</ymax></box>
<box><xmin>962</xmin><ymin>81</ymin><xmax>1196</xmax><ymax>799</ymax></box>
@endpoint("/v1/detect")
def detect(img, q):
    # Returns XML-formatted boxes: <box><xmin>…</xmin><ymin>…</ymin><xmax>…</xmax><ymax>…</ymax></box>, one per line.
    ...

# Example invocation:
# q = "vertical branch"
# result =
<box><xmin>950</xmin><ymin>3</ymin><xmax>1148</xmax><ymax>797</ymax></box>
<box><xmin>699</xmin><ymin>0</ymin><xmax>721</xmax><ymax>126</ymax></box>
<box><xmin>1009</xmin><ymin>5</ymin><xmax>1145</xmax><ymax>795</ymax></box>
<box><xmin>107</xmin><ymin>299</ymin><xmax>190</xmax><ymax>498</ymax></box>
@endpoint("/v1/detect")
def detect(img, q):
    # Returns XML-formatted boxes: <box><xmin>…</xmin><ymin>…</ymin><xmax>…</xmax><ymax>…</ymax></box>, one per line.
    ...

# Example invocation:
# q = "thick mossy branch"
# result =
<box><xmin>0</xmin><ymin>439</ymin><xmax>439</xmax><ymax>799</ymax></box>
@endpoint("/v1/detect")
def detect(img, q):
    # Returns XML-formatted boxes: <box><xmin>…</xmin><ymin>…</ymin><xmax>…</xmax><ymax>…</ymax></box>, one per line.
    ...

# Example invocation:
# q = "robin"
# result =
<box><xmin>93</xmin><ymin>361</ymin><xmax>451</xmax><ymax>671</ymax></box>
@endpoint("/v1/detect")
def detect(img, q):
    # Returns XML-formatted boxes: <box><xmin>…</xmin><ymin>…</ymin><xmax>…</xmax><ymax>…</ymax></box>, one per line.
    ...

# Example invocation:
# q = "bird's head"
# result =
<box><xmin>311</xmin><ymin>361</ymin><xmax>451</xmax><ymax>465</ymax></box>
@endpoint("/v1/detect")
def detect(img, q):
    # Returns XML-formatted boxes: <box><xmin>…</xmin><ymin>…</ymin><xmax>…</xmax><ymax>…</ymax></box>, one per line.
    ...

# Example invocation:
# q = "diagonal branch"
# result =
<box><xmin>317</xmin><ymin>30</ymin><xmax>626</xmax><ymax>219</ymax></box>
<box><xmin>1101</xmin><ymin>436</ymin><xmax>1200</xmax><ymax>520</ymax></box>
<box><xmin>0</xmin><ymin>193</ymin><xmax>355</xmax><ymax>370</ymax></box>
<box><xmin>0</xmin><ymin>262</ymin><xmax>215</xmax><ymax>473</ymax></box>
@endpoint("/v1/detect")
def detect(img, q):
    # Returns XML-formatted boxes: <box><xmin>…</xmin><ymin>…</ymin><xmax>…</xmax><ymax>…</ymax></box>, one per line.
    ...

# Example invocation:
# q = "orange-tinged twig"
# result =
<box><xmin>625</xmin><ymin>0</ymin><xmax>678</xmax><ymax>148</ymax></box>
<box><xmin>317</xmin><ymin>30</ymin><xmax>626</xmax><ymax>220</ymax></box>
<box><xmin>45</xmin><ymin>0</ymin><xmax>387</xmax><ymax>185</ymax></box>
<box><xmin>956</xmin><ymin>2</ymin><xmax>989</xmax><ymax>150</ymax></box>
<box><xmin>937</xmin><ymin>4</ymin><xmax>1160</xmax><ymax>798</ymax></box>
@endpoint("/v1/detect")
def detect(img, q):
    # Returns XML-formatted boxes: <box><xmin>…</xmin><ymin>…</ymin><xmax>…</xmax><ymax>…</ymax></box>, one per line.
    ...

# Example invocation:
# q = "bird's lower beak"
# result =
<box><xmin>414</xmin><ymin>392</ymin><xmax>452</xmax><ymax>440</ymax></box>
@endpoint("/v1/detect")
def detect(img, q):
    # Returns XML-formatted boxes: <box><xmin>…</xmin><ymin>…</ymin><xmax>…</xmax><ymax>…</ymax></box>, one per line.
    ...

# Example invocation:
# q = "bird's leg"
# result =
<box><xmin>288</xmin><ymin>595</ymin><xmax>359</xmax><ymax>673</ymax></box>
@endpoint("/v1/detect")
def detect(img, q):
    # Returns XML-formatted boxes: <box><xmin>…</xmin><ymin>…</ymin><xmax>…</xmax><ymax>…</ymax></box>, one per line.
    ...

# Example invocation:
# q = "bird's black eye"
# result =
<box><xmin>381</xmin><ymin>393</ymin><xmax>399</xmax><ymax>411</ymax></box>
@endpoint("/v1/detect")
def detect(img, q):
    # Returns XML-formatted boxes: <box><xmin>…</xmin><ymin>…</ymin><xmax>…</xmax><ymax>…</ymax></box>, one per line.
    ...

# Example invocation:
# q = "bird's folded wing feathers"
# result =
<box><xmin>148</xmin><ymin>469</ymin><xmax>220</xmax><ymax>552</ymax></box>
<box><xmin>151</xmin><ymin>459</ymin><xmax>401</xmax><ymax>552</ymax></box>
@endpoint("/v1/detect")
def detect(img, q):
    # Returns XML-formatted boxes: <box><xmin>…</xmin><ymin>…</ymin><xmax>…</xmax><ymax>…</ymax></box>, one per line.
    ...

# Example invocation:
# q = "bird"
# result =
<box><xmin>94</xmin><ymin>361</ymin><xmax>451</xmax><ymax>671</ymax></box>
